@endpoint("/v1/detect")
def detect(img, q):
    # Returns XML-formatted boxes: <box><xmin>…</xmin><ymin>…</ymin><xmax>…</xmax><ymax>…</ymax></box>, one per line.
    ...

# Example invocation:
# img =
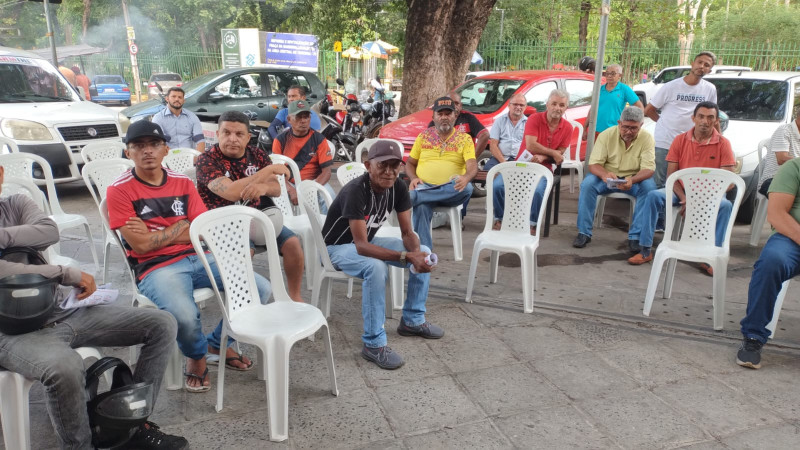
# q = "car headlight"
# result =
<box><xmin>0</xmin><ymin>119</ymin><xmax>53</xmax><ymax>141</ymax></box>
<box><xmin>734</xmin><ymin>157</ymin><xmax>743</xmax><ymax>174</ymax></box>
<box><xmin>118</xmin><ymin>112</ymin><xmax>131</xmax><ymax>133</ymax></box>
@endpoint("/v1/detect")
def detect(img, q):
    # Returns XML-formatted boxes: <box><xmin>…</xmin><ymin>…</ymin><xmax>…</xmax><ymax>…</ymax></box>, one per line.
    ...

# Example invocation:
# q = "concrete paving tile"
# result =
<box><xmin>673</xmin><ymin>439</ymin><xmax>730</xmax><ymax>449</ymax></box>
<box><xmin>375</xmin><ymin>375</ymin><xmax>484</xmax><ymax>435</ymax></box>
<box><xmin>717</xmin><ymin>367</ymin><xmax>800</xmax><ymax>420</ymax></box>
<box><xmin>495</xmin><ymin>323</ymin><xmax>590</xmax><ymax>361</ymax></box>
<box><xmin>456</xmin><ymin>363</ymin><xmax>569</xmax><ymax>416</ymax></box>
<box><xmin>554</xmin><ymin>319</ymin><xmax>656</xmax><ymax>350</ymax></box>
<box><xmin>534</xmin><ymin>351</ymin><xmax>640</xmax><ymax>400</ymax></box>
<box><xmin>289</xmin><ymin>350</ymin><xmax>366</xmax><ymax>401</ymax></box>
<box><xmin>579</xmin><ymin>389</ymin><xmax>708</xmax><ymax>449</ymax></box>
<box><xmin>158</xmin><ymin>409</ymin><xmax>288</xmax><ymax>449</ymax></box>
<box><xmin>356</xmin><ymin>337</ymin><xmax>451</xmax><ymax>388</ymax></box>
<box><xmin>462</xmin><ymin>302</ymin><xmax>555</xmax><ymax>327</ymax></box>
<box><xmin>599</xmin><ymin>340</ymin><xmax>706</xmax><ymax>387</ymax></box>
<box><xmin>420</xmin><ymin>304</ymin><xmax>485</xmax><ymax>337</ymax></box>
<box><xmin>652</xmin><ymin>377</ymin><xmax>782</xmax><ymax>436</ymax></box>
<box><xmin>494</xmin><ymin>405</ymin><xmax>616</xmax><ymax>449</ymax></box>
<box><xmin>290</xmin><ymin>388</ymin><xmax>394</xmax><ymax>448</ymax></box>
<box><xmin>429</xmin><ymin>330</ymin><xmax>518</xmax><ymax>373</ymax></box>
<box><xmin>402</xmin><ymin>420</ymin><xmax>511</xmax><ymax>449</ymax></box>
<box><xmin>660</xmin><ymin>338</ymin><xmax>744</xmax><ymax>375</ymax></box>
<box><xmin>719</xmin><ymin>423</ymin><xmax>800</xmax><ymax>449</ymax></box>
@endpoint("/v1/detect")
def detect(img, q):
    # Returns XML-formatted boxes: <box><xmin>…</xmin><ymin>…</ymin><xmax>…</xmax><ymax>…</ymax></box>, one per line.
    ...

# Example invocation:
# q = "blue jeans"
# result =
<box><xmin>633</xmin><ymin>188</ymin><xmax>732</xmax><ymax>248</ymax></box>
<box><xmin>483</xmin><ymin>156</ymin><xmax>514</xmax><ymax>172</ymax></box>
<box><xmin>327</xmin><ymin>237</ymin><xmax>431</xmax><ymax>348</ymax></box>
<box><xmin>138</xmin><ymin>253</ymin><xmax>271</xmax><ymax>360</ymax></box>
<box><xmin>492</xmin><ymin>175</ymin><xmax>547</xmax><ymax>224</ymax></box>
<box><xmin>576</xmin><ymin>173</ymin><xmax>656</xmax><ymax>238</ymax></box>
<box><xmin>409</xmin><ymin>180</ymin><xmax>473</xmax><ymax>250</ymax></box>
<box><xmin>654</xmin><ymin>146</ymin><xmax>669</xmax><ymax>189</ymax></box>
<box><xmin>740</xmin><ymin>233</ymin><xmax>800</xmax><ymax>343</ymax></box>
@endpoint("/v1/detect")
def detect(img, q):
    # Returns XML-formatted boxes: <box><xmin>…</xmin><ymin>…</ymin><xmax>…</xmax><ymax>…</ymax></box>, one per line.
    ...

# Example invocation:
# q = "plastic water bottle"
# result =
<box><xmin>410</xmin><ymin>253</ymin><xmax>438</xmax><ymax>274</ymax></box>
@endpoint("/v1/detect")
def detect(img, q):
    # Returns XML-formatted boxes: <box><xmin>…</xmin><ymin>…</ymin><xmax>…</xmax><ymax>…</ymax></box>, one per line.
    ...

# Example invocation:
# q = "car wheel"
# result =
<box><xmin>124</xmin><ymin>100</ymin><xmax>131</xmax><ymax>106</ymax></box>
<box><xmin>471</xmin><ymin>149</ymin><xmax>492</xmax><ymax>198</ymax></box>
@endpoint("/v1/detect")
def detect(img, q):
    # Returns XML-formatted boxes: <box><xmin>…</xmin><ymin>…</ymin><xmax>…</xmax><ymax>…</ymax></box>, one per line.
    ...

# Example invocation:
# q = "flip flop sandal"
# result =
<box><xmin>223</xmin><ymin>354</ymin><xmax>254</xmax><ymax>372</ymax></box>
<box><xmin>184</xmin><ymin>368</ymin><xmax>210</xmax><ymax>393</ymax></box>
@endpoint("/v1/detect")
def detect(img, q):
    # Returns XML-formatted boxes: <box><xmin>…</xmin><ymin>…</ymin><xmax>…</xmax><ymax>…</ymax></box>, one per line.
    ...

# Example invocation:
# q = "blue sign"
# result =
<box><xmin>264</xmin><ymin>33</ymin><xmax>319</xmax><ymax>72</ymax></box>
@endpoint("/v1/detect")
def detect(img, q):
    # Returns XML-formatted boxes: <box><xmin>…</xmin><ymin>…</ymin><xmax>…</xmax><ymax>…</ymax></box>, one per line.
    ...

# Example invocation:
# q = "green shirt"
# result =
<box><xmin>768</xmin><ymin>157</ymin><xmax>800</xmax><ymax>231</ymax></box>
<box><xmin>588</xmin><ymin>126</ymin><xmax>656</xmax><ymax>178</ymax></box>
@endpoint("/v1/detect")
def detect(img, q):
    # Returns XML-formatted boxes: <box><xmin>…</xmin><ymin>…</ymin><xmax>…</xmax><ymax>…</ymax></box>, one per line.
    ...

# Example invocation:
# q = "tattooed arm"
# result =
<box><xmin>118</xmin><ymin>217</ymin><xmax>191</xmax><ymax>254</ymax></box>
<box><xmin>207</xmin><ymin>171</ymin><xmax>281</xmax><ymax>202</ymax></box>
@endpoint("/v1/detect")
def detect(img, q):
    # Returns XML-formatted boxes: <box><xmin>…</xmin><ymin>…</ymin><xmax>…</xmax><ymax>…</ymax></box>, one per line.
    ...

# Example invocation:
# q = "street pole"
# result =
<box><xmin>121</xmin><ymin>0</ymin><xmax>142</xmax><ymax>103</ymax></box>
<box><xmin>42</xmin><ymin>0</ymin><xmax>58</xmax><ymax>67</ymax></box>
<box><xmin>584</xmin><ymin>0</ymin><xmax>610</xmax><ymax>166</ymax></box>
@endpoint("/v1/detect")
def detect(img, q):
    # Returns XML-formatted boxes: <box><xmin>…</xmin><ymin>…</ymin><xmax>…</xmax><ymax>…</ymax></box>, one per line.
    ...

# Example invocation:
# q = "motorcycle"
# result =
<box><xmin>243</xmin><ymin>110</ymin><xmax>275</xmax><ymax>154</ymax></box>
<box><xmin>363</xmin><ymin>89</ymin><xmax>396</xmax><ymax>138</ymax></box>
<box><xmin>320</xmin><ymin>78</ymin><xmax>365</xmax><ymax>162</ymax></box>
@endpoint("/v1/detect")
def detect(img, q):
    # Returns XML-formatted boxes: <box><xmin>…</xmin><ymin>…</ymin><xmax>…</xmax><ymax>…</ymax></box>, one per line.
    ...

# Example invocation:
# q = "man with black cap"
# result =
<box><xmin>106</xmin><ymin>120</ymin><xmax>272</xmax><ymax>393</ymax></box>
<box><xmin>322</xmin><ymin>139</ymin><xmax>444</xmax><ymax>370</ymax></box>
<box><xmin>406</xmin><ymin>96</ymin><xmax>478</xmax><ymax>251</ymax></box>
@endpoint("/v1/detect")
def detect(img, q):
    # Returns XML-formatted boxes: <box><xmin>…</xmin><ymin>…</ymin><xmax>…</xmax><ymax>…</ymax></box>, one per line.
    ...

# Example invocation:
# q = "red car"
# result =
<box><xmin>379</xmin><ymin>70</ymin><xmax>596</xmax><ymax>195</ymax></box>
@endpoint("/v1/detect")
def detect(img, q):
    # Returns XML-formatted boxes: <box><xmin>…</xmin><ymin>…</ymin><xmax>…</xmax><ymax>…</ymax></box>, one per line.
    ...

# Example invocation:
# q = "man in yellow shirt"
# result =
<box><xmin>406</xmin><ymin>97</ymin><xmax>478</xmax><ymax>250</ymax></box>
<box><xmin>573</xmin><ymin>106</ymin><xmax>656</xmax><ymax>252</ymax></box>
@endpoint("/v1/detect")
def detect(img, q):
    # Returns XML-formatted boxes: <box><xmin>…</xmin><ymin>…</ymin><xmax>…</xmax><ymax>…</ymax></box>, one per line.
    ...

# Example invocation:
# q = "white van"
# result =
<box><xmin>0</xmin><ymin>46</ymin><xmax>123</xmax><ymax>183</ymax></box>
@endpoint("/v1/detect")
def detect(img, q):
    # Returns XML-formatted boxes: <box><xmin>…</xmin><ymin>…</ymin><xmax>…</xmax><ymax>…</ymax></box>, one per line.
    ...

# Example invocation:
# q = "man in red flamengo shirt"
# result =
<box><xmin>492</xmin><ymin>89</ymin><xmax>572</xmax><ymax>233</ymax></box>
<box><xmin>106</xmin><ymin>121</ymin><xmax>272</xmax><ymax>393</ymax></box>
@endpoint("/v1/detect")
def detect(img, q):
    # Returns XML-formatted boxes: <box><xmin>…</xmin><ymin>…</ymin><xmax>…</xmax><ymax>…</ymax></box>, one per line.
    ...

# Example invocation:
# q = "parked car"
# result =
<box><xmin>633</xmin><ymin>65</ymin><xmax>751</xmax><ymax>106</ymax></box>
<box><xmin>91</xmin><ymin>75</ymin><xmax>131</xmax><ymax>106</ymax></box>
<box><xmin>465</xmin><ymin>71</ymin><xmax>497</xmax><ymax>81</ymax></box>
<box><xmin>0</xmin><ymin>46</ymin><xmax>123</xmax><ymax>183</ymax></box>
<box><xmin>147</xmin><ymin>72</ymin><xmax>182</xmax><ymax>98</ymax></box>
<box><xmin>379</xmin><ymin>70</ymin><xmax>595</xmax><ymax>195</ymax></box>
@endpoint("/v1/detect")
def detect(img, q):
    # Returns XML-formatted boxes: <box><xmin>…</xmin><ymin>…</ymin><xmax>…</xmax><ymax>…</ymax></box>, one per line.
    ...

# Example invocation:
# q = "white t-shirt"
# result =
<box><xmin>650</xmin><ymin>78</ymin><xmax>717</xmax><ymax>149</ymax></box>
<box><xmin>758</xmin><ymin>121</ymin><xmax>800</xmax><ymax>190</ymax></box>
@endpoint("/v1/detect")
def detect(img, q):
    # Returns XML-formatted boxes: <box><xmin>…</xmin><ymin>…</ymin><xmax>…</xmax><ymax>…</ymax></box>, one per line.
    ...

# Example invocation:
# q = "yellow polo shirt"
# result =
<box><xmin>409</xmin><ymin>128</ymin><xmax>476</xmax><ymax>185</ymax></box>
<box><xmin>589</xmin><ymin>126</ymin><xmax>656</xmax><ymax>178</ymax></box>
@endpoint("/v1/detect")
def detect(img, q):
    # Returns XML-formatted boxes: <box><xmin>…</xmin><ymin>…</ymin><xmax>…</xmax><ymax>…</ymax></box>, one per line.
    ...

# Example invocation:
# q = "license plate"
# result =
<box><xmin>104</xmin><ymin>88</ymin><xmax>115</xmax><ymax>93</ymax></box>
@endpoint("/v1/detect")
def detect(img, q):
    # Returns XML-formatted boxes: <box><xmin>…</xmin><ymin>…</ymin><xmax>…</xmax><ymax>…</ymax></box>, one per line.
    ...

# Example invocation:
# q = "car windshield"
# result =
<box><xmin>152</xmin><ymin>74</ymin><xmax>181</xmax><ymax>82</ymax></box>
<box><xmin>180</xmin><ymin>71</ymin><xmax>226</xmax><ymax>98</ymax></box>
<box><xmin>655</xmin><ymin>68</ymin><xmax>690</xmax><ymax>84</ymax></box>
<box><xmin>0</xmin><ymin>56</ymin><xmax>78</xmax><ymax>103</ymax></box>
<box><xmin>94</xmin><ymin>75</ymin><xmax>125</xmax><ymax>84</ymax></box>
<box><xmin>710</xmin><ymin>79</ymin><xmax>787</xmax><ymax>121</ymax></box>
<box><xmin>455</xmin><ymin>78</ymin><xmax>525</xmax><ymax>114</ymax></box>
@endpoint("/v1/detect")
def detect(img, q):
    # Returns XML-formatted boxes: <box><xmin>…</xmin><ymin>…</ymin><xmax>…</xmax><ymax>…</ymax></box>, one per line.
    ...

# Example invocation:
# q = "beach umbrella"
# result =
<box><xmin>362</xmin><ymin>40</ymin><xmax>399</xmax><ymax>59</ymax></box>
<box><xmin>342</xmin><ymin>47</ymin><xmax>372</xmax><ymax>60</ymax></box>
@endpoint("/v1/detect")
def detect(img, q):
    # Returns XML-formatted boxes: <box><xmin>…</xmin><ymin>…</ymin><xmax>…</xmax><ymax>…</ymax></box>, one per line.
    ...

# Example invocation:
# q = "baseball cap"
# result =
<box><xmin>124</xmin><ymin>120</ymin><xmax>167</xmax><ymax>143</ymax></box>
<box><xmin>288</xmin><ymin>99</ymin><xmax>312</xmax><ymax>116</ymax></box>
<box><xmin>367</xmin><ymin>140</ymin><xmax>403</xmax><ymax>163</ymax></box>
<box><xmin>432</xmin><ymin>97</ymin><xmax>455</xmax><ymax>112</ymax></box>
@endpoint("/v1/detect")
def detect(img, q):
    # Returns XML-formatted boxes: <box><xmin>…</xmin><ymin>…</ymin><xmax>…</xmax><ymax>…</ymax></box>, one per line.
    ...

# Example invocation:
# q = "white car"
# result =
<box><xmin>633</xmin><ymin>65</ymin><xmax>752</xmax><ymax>106</ymax></box>
<box><xmin>461</xmin><ymin>71</ymin><xmax>498</xmax><ymax>106</ymax></box>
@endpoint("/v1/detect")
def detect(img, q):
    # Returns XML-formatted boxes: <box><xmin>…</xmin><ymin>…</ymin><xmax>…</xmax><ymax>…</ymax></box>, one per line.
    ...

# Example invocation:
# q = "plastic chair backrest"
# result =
<box><xmin>299</xmin><ymin>183</ymin><xmax>337</xmax><ymax>272</ymax></box>
<box><xmin>1</xmin><ymin>176</ymin><xmax>47</xmax><ymax>211</ymax></box>
<box><xmin>0</xmin><ymin>136</ymin><xmax>20</xmax><ymax>154</ymax></box>
<box><xmin>355</xmin><ymin>138</ymin><xmax>379</xmax><ymax>160</ymax></box>
<box><xmin>163</xmin><ymin>148</ymin><xmax>201</xmax><ymax>173</ymax></box>
<box><xmin>269</xmin><ymin>154</ymin><xmax>305</xmax><ymax>216</ymax></box>
<box><xmin>81</xmin><ymin>159</ymin><xmax>135</xmax><ymax>207</ymax></box>
<box><xmin>484</xmin><ymin>161</ymin><xmax>554</xmax><ymax>233</ymax></box>
<box><xmin>99</xmin><ymin>199</ymin><xmax>139</xmax><ymax>295</ymax></box>
<box><xmin>80</xmin><ymin>141</ymin><xmax>125</xmax><ymax>163</ymax></box>
<box><xmin>336</xmin><ymin>162</ymin><xmax>366</xmax><ymax>187</ymax></box>
<box><xmin>299</xmin><ymin>179</ymin><xmax>332</xmax><ymax>216</ymax></box>
<box><xmin>565</xmin><ymin>119</ymin><xmax>584</xmax><ymax>161</ymax></box>
<box><xmin>755</xmin><ymin>138</ymin><xmax>770</xmax><ymax>181</ymax></box>
<box><xmin>0</xmin><ymin>152</ymin><xmax>63</xmax><ymax>215</ymax></box>
<box><xmin>664</xmin><ymin>168</ymin><xmax>745</xmax><ymax>249</ymax></box>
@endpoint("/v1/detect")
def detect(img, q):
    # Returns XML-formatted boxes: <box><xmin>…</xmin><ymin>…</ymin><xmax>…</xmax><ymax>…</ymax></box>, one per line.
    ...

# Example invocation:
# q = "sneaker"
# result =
<box><xmin>572</xmin><ymin>233</ymin><xmax>591</xmax><ymax>248</ymax></box>
<box><xmin>118</xmin><ymin>421</ymin><xmax>188</xmax><ymax>449</ymax></box>
<box><xmin>736</xmin><ymin>338</ymin><xmax>764</xmax><ymax>369</ymax></box>
<box><xmin>362</xmin><ymin>345</ymin><xmax>405</xmax><ymax>370</ymax></box>
<box><xmin>627</xmin><ymin>239</ymin><xmax>641</xmax><ymax>255</ymax></box>
<box><xmin>397</xmin><ymin>319</ymin><xmax>445</xmax><ymax>339</ymax></box>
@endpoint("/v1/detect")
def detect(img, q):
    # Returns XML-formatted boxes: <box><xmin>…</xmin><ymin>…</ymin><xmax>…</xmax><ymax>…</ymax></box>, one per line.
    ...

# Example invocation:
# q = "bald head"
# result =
<box><xmin>508</xmin><ymin>94</ymin><xmax>527</xmax><ymax>120</ymax></box>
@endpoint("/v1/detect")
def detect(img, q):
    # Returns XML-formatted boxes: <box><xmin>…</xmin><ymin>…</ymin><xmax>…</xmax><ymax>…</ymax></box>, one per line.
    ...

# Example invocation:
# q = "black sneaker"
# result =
<box><xmin>572</xmin><ymin>233</ymin><xmax>591</xmax><ymax>248</ymax></box>
<box><xmin>117</xmin><ymin>421</ymin><xmax>188</xmax><ymax>449</ymax></box>
<box><xmin>736</xmin><ymin>338</ymin><xmax>764</xmax><ymax>369</ymax></box>
<box><xmin>362</xmin><ymin>345</ymin><xmax>405</xmax><ymax>370</ymax></box>
<box><xmin>397</xmin><ymin>320</ymin><xmax>445</xmax><ymax>339</ymax></box>
<box><xmin>627</xmin><ymin>239</ymin><xmax>641</xmax><ymax>255</ymax></box>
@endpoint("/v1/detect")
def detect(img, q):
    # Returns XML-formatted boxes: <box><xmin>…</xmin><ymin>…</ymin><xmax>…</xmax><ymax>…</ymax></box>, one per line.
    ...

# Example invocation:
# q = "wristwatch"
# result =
<box><xmin>399</xmin><ymin>251</ymin><xmax>407</xmax><ymax>265</ymax></box>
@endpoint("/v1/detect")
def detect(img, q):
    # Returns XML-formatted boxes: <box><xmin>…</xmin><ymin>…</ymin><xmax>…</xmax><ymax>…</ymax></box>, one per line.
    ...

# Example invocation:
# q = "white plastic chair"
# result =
<box><xmin>0</xmin><ymin>346</ymin><xmax>104</xmax><ymax>450</ymax></box>
<box><xmin>0</xmin><ymin>136</ymin><xmax>19</xmax><ymax>155</ymax></box>
<box><xmin>561</xmin><ymin>120</ymin><xmax>585</xmax><ymax>193</ymax></box>
<box><xmin>0</xmin><ymin>153</ymin><xmax>99</xmax><ymax>273</ymax></box>
<box><xmin>189</xmin><ymin>205</ymin><xmax>338</xmax><ymax>442</ymax></box>
<box><xmin>465</xmin><ymin>161</ymin><xmax>553</xmax><ymax>313</ymax></box>
<box><xmin>79</xmin><ymin>141</ymin><xmax>125</xmax><ymax>163</ymax></box>
<box><xmin>594</xmin><ymin>192</ymin><xmax>636</xmax><ymax>229</ymax></box>
<box><xmin>162</xmin><ymin>148</ymin><xmax>201</xmax><ymax>173</ymax></box>
<box><xmin>766</xmin><ymin>280</ymin><xmax>792</xmax><ymax>339</ymax></box>
<box><xmin>99</xmin><ymin>199</ymin><xmax>214</xmax><ymax>390</ymax></box>
<box><xmin>355</xmin><ymin>138</ymin><xmax>380</xmax><ymax>163</ymax></box>
<box><xmin>642</xmin><ymin>168</ymin><xmax>745</xmax><ymax>330</ymax></box>
<box><xmin>749</xmin><ymin>139</ymin><xmax>772</xmax><ymax>247</ymax></box>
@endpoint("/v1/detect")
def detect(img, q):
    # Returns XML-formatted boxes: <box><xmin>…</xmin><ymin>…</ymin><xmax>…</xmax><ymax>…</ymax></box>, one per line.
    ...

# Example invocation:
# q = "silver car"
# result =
<box><xmin>147</xmin><ymin>73</ymin><xmax>183</xmax><ymax>98</ymax></box>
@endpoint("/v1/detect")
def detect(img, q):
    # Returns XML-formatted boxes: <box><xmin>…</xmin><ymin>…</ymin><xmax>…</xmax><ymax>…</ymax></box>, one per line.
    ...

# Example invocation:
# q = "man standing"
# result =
<box><xmin>151</xmin><ymin>87</ymin><xmax>205</xmax><ymax>152</ymax></box>
<box><xmin>628</xmin><ymin>102</ymin><xmax>734</xmax><ymax>270</ymax></box>
<box><xmin>493</xmin><ymin>89</ymin><xmax>571</xmax><ymax>233</ymax></box>
<box><xmin>196</xmin><ymin>110</ymin><xmax>306</xmax><ymax>302</ymax></box>
<box><xmin>756</xmin><ymin>115</ymin><xmax>800</xmax><ymax>197</ymax></box>
<box><xmin>406</xmin><ymin>97</ymin><xmax>478</xmax><ymax>250</ymax></box>
<box><xmin>107</xmin><ymin>120</ymin><xmax>271</xmax><ymax>393</ymax></box>
<box><xmin>572</xmin><ymin>106</ymin><xmax>656</xmax><ymax>249</ymax></box>
<box><xmin>0</xmin><ymin>165</ymin><xmax>187</xmax><ymax>449</ymax></box>
<box><xmin>737</xmin><ymin>156</ymin><xmax>800</xmax><ymax>369</ymax></box>
<box><xmin>322</xmin><ymin>140</ymin><xmax>444</xmax><ymax>370</ymax></box>
<box><xmin>484</xmin><ymin>93</ymin><xmax>528</xmax><ymax>171</ymax></box>
<box><xmin>645</xmin><ymin>51</ymin><xmax>718</xmax><ymax>188</ymax></box>
<box><xmin>267</xmin><ymin>85</ymin><xmax>322</xmax><ymax>138</ymax></box>
<box><xmin>595</xmin><ymin>64</ymin><xmax>643</xmax><ymax>135</ymax></box>
<box><xmin>71</xmin><ymin>65</ymin><xmax>91</xmax><ymax>101</ymax></box>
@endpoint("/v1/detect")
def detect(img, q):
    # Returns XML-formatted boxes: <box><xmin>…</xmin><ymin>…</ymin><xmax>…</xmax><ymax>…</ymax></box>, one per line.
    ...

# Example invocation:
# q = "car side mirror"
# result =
<box><xmin>208</xmin><ymin>91</ymin><xmax>225</xmax><ymax>102</ymax></box>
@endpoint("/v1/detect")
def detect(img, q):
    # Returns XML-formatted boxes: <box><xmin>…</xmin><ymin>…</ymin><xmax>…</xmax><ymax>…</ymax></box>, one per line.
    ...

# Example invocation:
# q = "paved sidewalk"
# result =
<box><xmin>8</xmin><ymin>179</ymin><xmax>800</xmax><ymax>449</ymax></box>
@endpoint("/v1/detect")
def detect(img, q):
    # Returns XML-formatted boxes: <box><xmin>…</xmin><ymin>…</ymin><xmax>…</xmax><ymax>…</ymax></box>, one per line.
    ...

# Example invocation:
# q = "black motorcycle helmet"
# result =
<box><xmin>86</xmin><ymin>357</ymin><xmax>155</xmax><ymax>449</ymax></box>
<box><xmin>579</xmin><ymin>56</ymin><xmax>596</xmax><ymax>73</ymax></box>
<box><xmin>0</xmin><ymin>273</ymin><xmax>58</xmax><ymax>335</ymax></box>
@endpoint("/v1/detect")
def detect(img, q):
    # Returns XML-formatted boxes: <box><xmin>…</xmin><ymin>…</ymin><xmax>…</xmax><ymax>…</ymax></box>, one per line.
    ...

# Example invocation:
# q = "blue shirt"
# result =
<box><xmin>489</xmin><ymin>113</ymin><xmax>527</xmax><ymax>158</ymax></box>
<box><xmin>596</xmin><ymin>82</ymin><xmax>639</xmax><ymax>132</ymax></box>
<box><xmin>151</xmin><ymin>107</ymin><xmax>204</xmax><ymax>150</ymax></box>
<box><xmin>268</xmin><ymin>108</ymin><xmax>322</xmax><ymax>138</ymax></box>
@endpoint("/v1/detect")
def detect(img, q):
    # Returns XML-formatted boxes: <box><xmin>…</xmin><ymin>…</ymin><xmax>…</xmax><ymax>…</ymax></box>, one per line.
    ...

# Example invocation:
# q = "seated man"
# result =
<box><xmin>628</xmin><ymin>101</ymin><xmax>735</xmax><ymax>272</ymax></box>
<box><xmin>322</xmin><ymin>140</ymin><xmax>444</xmax><ymax>370</ymax></box>
<box><xmin>756</xmin><ymin>114</ymin><xmax>800</xmax><ymax>197</ymax></box>
<box><xmin>406</xmin><ymin>96</ymin><xmax>477</xmax><ymax>250</ymax></box>
<box><xmin>196</xmin><ymin>110</ymin><xmax>305</xmax><ymax>302</ymax></box>
<box><xmin>272</xmin><ymin>100</ymin><xmax>335</xmax><ymax>208</ymax></box>
<box><xmin>484</xmin><ymin>93</ymin><xmax>528</xmax><ymax>172</ymax></box>
<box><xmin>493</xmin><ymin>89</ymin><xmax>572</xmax><ymax>233</ymax></box>
<box><xmin>573</xmin><ymin>106</ymin><xmax>656</xmax><ymax>250</ymax></box>
<box><xmin>107</xmin><ymin>120</ymin><xmax>271</xmax><ymax>393</ymax></box>
<box><xmin>737</xmin><ymin>157</ymin><xmax>800</xmax><ymax>369</ymax></box>
<box><xmin>267</xmin><ymin>85</ymin><xmax>322</xmax><ymax>138</ymax></box>
<box><xmin>0</xmin><ymin>165</ymin><xmax>186</xmax><ymax>449</ymax></box>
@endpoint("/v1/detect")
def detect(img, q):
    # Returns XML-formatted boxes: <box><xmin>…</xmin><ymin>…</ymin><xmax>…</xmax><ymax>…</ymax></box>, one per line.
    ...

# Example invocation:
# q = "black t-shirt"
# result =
<box><xmin>427</xmin><ymin>111</ymin><xmax>486</xmax><ymax>140</ymax></box>
<box><xmin>322</xmin><ymin>173</ymin><xmax>411</xmax><ymax>246</ymax></box>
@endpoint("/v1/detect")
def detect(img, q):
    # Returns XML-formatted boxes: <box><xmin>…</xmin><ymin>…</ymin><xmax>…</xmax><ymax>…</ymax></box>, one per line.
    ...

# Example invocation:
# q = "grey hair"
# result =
<box><xmin>548</xmin><ymin>89</ymin><xmax>569</xmax><ymax>102</ymax></box>
<box><xmin>607</xmin><ymin>63</ymin><xmax>622</xmax><ymax>73</ymax></box>
<box><xmin>619</xmin><ymin>106</ymin><xmax>644</xmax><ymax>123</ymax></box>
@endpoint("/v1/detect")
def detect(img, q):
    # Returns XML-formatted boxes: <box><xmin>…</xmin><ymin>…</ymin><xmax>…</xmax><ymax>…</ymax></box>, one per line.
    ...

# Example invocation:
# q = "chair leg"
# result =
<box><xmin>489</xmin><ymin>250</ymin><xmax>500</xmax><ymax>284</ymax></box>
<box><xmin>320</xmin><ymin>324</ymin><xmax>339</xmax><ymax>397</ymax></box>
<box><xmin>643</xmin><ymin>250</ymin><xmax>668</xmax><ymax>317</ymax></box>
<box><xmin>569</xmin><ymin>169</ymin><xmax>575</xmax><ymax>193</ymax></box>
<box><xmin>165</xmin><ymin>343</ymin><xmax>183</xmax><ymax>391</ymax></box>
<box><xmin>324</xmin><ymin>277</ymin><xmax>334</xmax><ymax>318</ymax></box>
<box><xmin>750</xmin><ymin>198</ymin><xmax>768</xmax><ymax>247</ymax></box>
<box><xmin>265</xmin><ymin>341</ymin><xmax>290</xmax><ymax>442</ymax></box>
<box><xmin>388</xmin><ymin>266</ymin><xmax>403</xmax><ymax>319</ymax></box>
<box><xmin>628</xmin><ymin>198</ymin><xmax>636</xmax><ymax>228</ymax></box>
<box><xmin>311</xmin><ymin>271</ymin><xmax>324</xmax><ymax>311</ymax></box>
<box><xmin>553</xmin><ymin>182</ymin><xmax>561</xmax><ymax>225</ymax></box>
<box><xmin>465</xmin><ymin>244</ymin><xmax>481</xmax><ymax>303</ymax></box>
<box><xmin>767</xmin><ymin>280</ymin><xmax>791</xmax><ymax>338</ymax></box>
<box><xmin>533</xmin><ymin>251</ymin><xmax>539</xmax><ymax>291</ymax></box>
<box><xmin>102</xmin><ymin>239</ymin><xmax>112</xmax><ymax>285</ymax></box>
<box><xmin>521</xmin><ymin>250</ymin><xmax>534</xmax><ymax>313</ymax></box>
<box><xmin>0</xmin><ymin>372</ymin><xmax>35</xmax><ymax>450</ymax></box>
<box><xmin>82</xmin><ymin>223</ymin><xmax>100</xmax><ymax>276</ymax></box>
<box><xmin>712</xmin><ymin>261</ymin><xmax>727</xmax><ymax>331</ymax></box>
<box><xmin>663</xmin><ymin>258</ymin><xmax>678</xmax><ymax>299</ymax></box>
<box><xmin>449</xmin><ymin>207</ymin><xmax>463</xmax><ymax>261</ymax></box>
<box><xmin>594</xmin><ymin>196</ymin><xmax>607</xmax><ymax>229</ymax></box>
<box><xmin>346</xmin><ymin>278</ymin><xmax>354</xmax><ymax>299</ymax></box>
<box><xmin>216</xmin><ymin>327</ymin><xmax>228</xmax><ymax>412</ymax></box>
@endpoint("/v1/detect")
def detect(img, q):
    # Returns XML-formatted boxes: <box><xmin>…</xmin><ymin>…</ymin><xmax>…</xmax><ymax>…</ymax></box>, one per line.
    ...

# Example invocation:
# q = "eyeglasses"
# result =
<box><xmin>619</xmin><ymin>124</ymin><xmax>640</xmax><ymax>132</ymax></box>
<box><xmin>128</xmin><ymin>140</ymin><xmax>165</xmax><ymax>151</ymax></box>
<box><xmin>375</xmin><ymin>160</ymin><xmax>403</xmax><ymax>172</ymax></box>
<box><xmin>510</xmin><ymin>103</ymin><xmax>526</xmax><ymax>108</ymax></box>
<box><xmin>606</xmin><ymin>72</ymin><xmax>621</xmax><ymax>76</ymax></box>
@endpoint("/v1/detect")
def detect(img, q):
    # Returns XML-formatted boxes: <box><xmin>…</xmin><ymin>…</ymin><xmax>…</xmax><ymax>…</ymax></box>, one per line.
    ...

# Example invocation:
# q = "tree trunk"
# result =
<box><xmin>198</xmin><ymin>25</ymin><xmax>208</xmax><ymax>53</ymax></box>
<box><xmin>82</xmin><ymin>0</ymin><xmax>92</xmax><ymax>39</ymax></box>
<box><xmin>621</xmin><ymin>1</ymin><xmax>636</xmax><ymax>82</ymax></box>
<box><xmin>578</xmin><ymin>1</ymin><xmax>591</xmax><ymax>55</ymax></box>
<box><xmin>401</xmin><ymin>0</ymin><xmax>497</xmax><ymax>116</ymax></box>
